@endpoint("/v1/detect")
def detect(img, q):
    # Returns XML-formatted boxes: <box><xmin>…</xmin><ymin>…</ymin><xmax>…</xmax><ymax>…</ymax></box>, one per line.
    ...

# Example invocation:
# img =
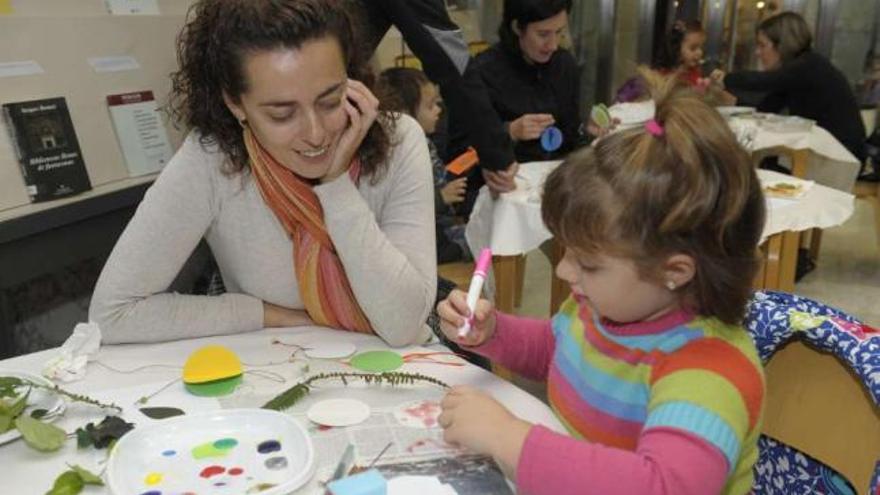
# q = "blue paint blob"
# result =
<box><xmin>161</xmin><ymin>449</ymin><xmax>176</xmax><ymax>457</ymax></box>
<box><xmin>257</xmin><ymin>440</ymin><xmax>281</xmax><ymax>454</ymax></box>
<box><xmin>140</xmin><ymin>492</ymin><xmax>162</xmax><ymax>495</ymax></box>
<box><xmin>540</xmin><ymin>125</ymin><xmax>563</xmax><ymax>152</ymax></box>
<box><xmin>214</xmin><ymin>482</ymin><xmax>227</xmax><ymax>486</ymax></box>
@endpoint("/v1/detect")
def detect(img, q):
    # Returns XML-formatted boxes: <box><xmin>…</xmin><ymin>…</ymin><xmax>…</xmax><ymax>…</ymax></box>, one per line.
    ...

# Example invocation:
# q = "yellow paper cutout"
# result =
<box><xmin>183</xmin><ymin>345</ymin><xmax>242</xmax><ymax>384</ymax></box>
<box><xmin>788</xmin><ymin>311</ymin><xmax>827</xmax><ymax>332</ymax></box>
<box><xmin>0</xmin><ymin>1</ymin><xmax>13</xmax><ymax>15</ymax></box>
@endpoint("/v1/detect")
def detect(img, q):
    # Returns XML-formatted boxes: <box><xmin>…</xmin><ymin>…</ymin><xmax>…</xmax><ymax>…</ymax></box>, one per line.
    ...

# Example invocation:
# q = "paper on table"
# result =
<box><xmin>388</xmin><ymin>476</ymin><xmax>458</xmax><ymax>495</ymax></box>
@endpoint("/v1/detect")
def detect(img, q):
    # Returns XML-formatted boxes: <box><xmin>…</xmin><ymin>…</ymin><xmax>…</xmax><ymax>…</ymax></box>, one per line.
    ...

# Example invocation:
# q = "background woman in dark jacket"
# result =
<box><xmin>470</xmin><ymin>0</ymin><xmax>586</xmax><ymax>163</ymax></box>
<box><xmin>713</xmin><ymin>12</ymin><xmax>866</xmax><ymax>163</ymax></box>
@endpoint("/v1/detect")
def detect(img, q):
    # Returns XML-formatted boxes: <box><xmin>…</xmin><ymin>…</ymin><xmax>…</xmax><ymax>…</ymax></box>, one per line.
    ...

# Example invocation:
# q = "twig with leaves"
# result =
<box><xmin>262</xmin><ymin>371</ymin><xmax>450</xmax><ymax>411</ymax></box>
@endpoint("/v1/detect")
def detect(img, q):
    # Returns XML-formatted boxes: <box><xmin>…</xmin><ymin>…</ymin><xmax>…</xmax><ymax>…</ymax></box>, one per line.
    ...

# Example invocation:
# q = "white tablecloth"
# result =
<box><xmin>736</xmin><ymin>116</ymin><xmax>862</xmax><ymax>193</ymax></box>
<box><xmin>0</xmin><ymin>327</ymin><xmax>564</xmax><ymax>494</ymax></box>
<box><xmin>466</xmin><ymin>162</ymin><xmax>854</xmax><ymax>258</ymax></box>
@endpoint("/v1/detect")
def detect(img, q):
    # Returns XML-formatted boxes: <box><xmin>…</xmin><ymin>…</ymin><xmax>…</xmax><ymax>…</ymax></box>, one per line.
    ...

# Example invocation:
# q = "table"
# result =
<box><xmin>0</xmin><ymin>326</ymin><xmax>564</xmax><ymax>494</ymax></box>
<box><xmin>737</xmin><ymin>116</ymin><xmax>862</xmax><ymax>193</ymax></box>
<box><xmin>466</xmin><ymin>163</ymin><xmax>854</xmax><ymax>313</ymax></box>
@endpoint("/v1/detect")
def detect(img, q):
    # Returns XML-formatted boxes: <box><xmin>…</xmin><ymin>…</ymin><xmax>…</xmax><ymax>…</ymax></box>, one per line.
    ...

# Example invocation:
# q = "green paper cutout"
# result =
<box><xmin>184</xmin><ymin>374</ymin><xmax>242</xmax><ymax>397</ymax></box>
<box><xmin>139</xmin><ymin>407</ymin><xmax>185</xmax><ymax>420</ymax></box>
<box><xmin>349</xmin><ymin>351</ymin><xmax>404</xmax><ymax>372</ymax></box>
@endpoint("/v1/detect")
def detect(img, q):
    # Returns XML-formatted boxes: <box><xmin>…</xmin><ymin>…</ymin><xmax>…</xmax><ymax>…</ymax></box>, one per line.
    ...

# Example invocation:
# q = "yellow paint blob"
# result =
<box><xmin>183</xmin><ymin>345</ymin><xmax>243</xmax><ymax>384</ymax></box>
<box><xmin>145</xmin><ymin>472</ymin><xmax>163</xmax><ymax>486</ymax></box>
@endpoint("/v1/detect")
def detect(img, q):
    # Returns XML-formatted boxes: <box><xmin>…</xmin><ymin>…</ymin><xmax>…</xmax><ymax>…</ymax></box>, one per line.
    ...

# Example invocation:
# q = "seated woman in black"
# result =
<box><xmin>471</xmin><ymin>0</ymin><xmax>586</xmax><ymax>163</ymax></box>
<box><xmin>713</xmin><ymin>11</ymin><xmax>866</xmax><ymax>163</ymax></box>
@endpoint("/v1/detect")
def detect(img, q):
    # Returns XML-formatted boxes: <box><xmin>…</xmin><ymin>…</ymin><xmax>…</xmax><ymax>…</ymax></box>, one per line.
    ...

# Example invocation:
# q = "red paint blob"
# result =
<box><xmin>199</xmin><ymin>465</ymin><xmax>226</xmax><ymax>478</ymax></box>
<box><xmin>229</xmin><ymin>467</ymin><xmax>244</xmax><ymax>476</ymax></box>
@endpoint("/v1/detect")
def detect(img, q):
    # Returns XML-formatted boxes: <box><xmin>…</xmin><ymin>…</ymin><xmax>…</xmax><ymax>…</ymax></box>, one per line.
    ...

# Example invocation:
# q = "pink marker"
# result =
<box><xmin>458</xmin><ymin>248</ymin><xmax>493</xmax><ymax>338</ymax></box>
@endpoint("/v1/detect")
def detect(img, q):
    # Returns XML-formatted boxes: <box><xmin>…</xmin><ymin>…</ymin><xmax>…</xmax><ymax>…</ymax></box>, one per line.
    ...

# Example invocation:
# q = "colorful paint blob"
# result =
<box><xmin>264</xmin><ymin>456</ymin><xmax>288</xmax><ymax>470</ymax></box>
<box><xmin>229</xmin><ymin>467</ymin><xmax>244</xmax><ymax>476</ymax></box>
<box><xmin>199</xmin><ymin>465</ymin><xmax>226</xmax><ymax>478</ymax></box>
<box><xmin>257</xmin><ymin>440</ymin><xmax>281</xmax><ymax>454</ymax></box>
<box><xmin>144</xmin><ymin>472</ymin><xmax>163</xmax><ymax>486</ymax></box>
<box><xmin>192</xmin><ymin>442</ymin><xmax>229</xmax><ymax>459</ymax></box>
<box><xmin>161</xmin><ymin>450</ymin><xmax>176</xmax><ymax>457</ymax></box>
<box><xmin>247</xmin><ymin>483</ymin><xmax>277</xmax><ymax>493</ymax></box>
<box><xmin>213</xmin><ymin>438</ymin><xmax>238</xmax><ymax>450</ymax></box>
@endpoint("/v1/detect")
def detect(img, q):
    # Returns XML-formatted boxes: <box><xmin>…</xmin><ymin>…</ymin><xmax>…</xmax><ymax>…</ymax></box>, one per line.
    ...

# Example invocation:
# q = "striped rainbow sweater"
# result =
<box><xmin>474</xmin><ymin>297</ymin><xmax>765</xmax><ymax>495</ymax></box>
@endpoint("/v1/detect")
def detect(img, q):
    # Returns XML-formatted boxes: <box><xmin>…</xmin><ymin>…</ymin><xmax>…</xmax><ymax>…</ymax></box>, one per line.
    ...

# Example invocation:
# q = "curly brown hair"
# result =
<box><xmin>169</xmin><ymin>0</ymin><xmax>392</xmax><ymax>178</ymax></box>
<box><xmin>542</xmin><ymin>70</ymin><xmax>765</xmax><ymax>325</ymax></box>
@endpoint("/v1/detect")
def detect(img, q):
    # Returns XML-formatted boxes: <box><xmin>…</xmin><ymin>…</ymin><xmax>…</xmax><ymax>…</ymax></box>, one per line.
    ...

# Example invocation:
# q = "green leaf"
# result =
<box><xmin>45</xmin><ymin>470</ymin><xmax>83</xmax><ymax>495</ymax></box>
<box><xmin>0</xmin><ymin>376</ymin><xmax>24</xmax><ymax>399</ymax></box>
<box><xmin>75</xmin><ymin>416</ymin><xmax>134</xmax><ymax>449</ymax></box>
<box><xmin>8</xmin><ymin>389</ymin><xmax>30</xmax><ymax>418</ymax></box>
<box><xmin>68</xmin><ymin>465</ymin><xmax>103</xmax><ymax>486</ymax></box>
<box><xmin>15</xmin><ymin>415</ymin><xmax>67</xmax><ymax>452</ymax></box>
<box><xmin>139</xmin><ymin>406</ymin><xmax>185</xmax><ymax>420</ymax></box>
<box><xmin>0</xmin><ymin>413</ymin><xmax>12</xmax><ymax>434</ymax></box>
<box><xmin>31</xmin><ymin>408</ymin><xmax>49</xmax><ymax>419</ymax></box>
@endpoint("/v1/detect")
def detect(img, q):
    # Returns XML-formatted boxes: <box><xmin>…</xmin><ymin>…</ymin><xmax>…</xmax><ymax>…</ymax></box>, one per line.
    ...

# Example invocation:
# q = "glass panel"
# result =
<box><xmin>829</xmin><ymin>0</ymin><xmax>877</xmax><ymax>86</ymax></box>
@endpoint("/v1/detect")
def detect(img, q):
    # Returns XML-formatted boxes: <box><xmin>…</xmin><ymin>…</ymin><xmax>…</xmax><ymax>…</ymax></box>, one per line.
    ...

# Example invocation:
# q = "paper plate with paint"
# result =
<box><xmin>107</xmin><ymin>409</ymin><xmax>315</xmax><ymax>495</ymax></box>
<box><xmin>0</xmin><ymin>370</ymin><xmax>66</xmax><ymax>446</ymax></box>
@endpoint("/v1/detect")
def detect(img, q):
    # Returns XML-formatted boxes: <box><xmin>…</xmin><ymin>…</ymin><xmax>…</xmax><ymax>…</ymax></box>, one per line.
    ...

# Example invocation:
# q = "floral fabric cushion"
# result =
<box><xmin>746</xmin><ymin>291</ymin><xmax>880</xmax><ymax>494</ymax></box>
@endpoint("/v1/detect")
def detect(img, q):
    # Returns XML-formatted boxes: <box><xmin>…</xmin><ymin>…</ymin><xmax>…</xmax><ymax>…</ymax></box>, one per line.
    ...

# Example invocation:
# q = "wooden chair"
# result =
<box><xmin>467</xmin><ymin>40</ymin><xmax>490</xmax><ymax>57</ymax></box>
<box><xmin>854</xmin><ymin>179</ymin><xmax>880</xmax><ymax>248</ymax></box>
<box><xmin>746</xmin><ymin>291</ymin><xmax>880</xmax><ymax>493</ymax></box>
<box><xmin>393</xmin><ymin>54</ymin><xmax>422</xmax><ymax>70</ymax></box>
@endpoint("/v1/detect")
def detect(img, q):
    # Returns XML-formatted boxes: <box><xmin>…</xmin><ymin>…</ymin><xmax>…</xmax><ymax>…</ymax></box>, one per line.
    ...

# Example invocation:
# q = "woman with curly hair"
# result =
<box><xmin>89</xmin><ymin>0</ymin><xmax>436</xmax><ymax>346</ymax></box>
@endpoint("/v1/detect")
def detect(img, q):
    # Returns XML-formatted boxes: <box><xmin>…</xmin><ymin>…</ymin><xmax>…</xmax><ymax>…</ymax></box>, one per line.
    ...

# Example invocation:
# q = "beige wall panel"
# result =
<box><xmin>0</xmin><ymin>15</ymin><xmax>187</xmax><ymax>212</ymax></box>
<box><xmin>2</xmin><ymin>0</ymin><xmax>193</xmax><ymax>17</ymax></box>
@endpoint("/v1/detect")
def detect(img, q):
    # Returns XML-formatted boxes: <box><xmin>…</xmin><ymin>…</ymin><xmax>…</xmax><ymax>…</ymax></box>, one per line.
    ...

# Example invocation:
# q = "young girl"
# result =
<box><xmin>616</xmin><ymin>21</ymin><xmax>732</xmax><ymax>105</ymax></box>
<box><xmin>377</xmin><ymin>67</ymin><xmax>471</xmax><ymax>263</ymax></box>
<box><xmin>437</xmin><ymin>74</ymin><xmax>767</xmax><ymax>494</ymax></box>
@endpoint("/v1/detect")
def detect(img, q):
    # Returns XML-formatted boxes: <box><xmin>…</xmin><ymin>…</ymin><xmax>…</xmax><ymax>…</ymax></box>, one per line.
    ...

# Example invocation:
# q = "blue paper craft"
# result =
<box><xmin>540</xmin><ymin>125</ymin><xmax>563</xmax><ymax>152</ymax></box>
<box><xmin>327</xmin><ymin>468</ymin><xmax>387</xmax><ymax>495</ymax></box>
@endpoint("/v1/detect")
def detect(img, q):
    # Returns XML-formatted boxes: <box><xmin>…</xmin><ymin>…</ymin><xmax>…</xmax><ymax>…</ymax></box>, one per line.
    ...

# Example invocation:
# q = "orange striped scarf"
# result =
<box><xmin>244</xmin><ymin>129</ymin><xmax>373</xmax><ymax>333</ymax></box>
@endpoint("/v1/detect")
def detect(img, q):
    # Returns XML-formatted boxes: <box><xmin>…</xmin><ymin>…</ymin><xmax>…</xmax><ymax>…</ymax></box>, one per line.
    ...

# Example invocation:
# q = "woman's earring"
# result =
<box><xmin>238</xmin><ymin>118</ymin><xmax>248</xmax><ymax>128</ymax></box>
<box><xmin>665</xmin><ymin>280</ymin><xmax>676</xmax><ymax>291</ymax></box>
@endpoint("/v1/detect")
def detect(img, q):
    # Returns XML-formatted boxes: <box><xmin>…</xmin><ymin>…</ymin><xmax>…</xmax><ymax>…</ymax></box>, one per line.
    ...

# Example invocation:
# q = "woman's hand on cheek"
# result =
<box><xmin>322</xmin><ymin>79</ymin><xmax>379</xmax><ymax>183</ymax></box>
<box><xmin>438</xmin><ymin>386</ymin><xmax>530</xmax><ymax>458</ymax></box>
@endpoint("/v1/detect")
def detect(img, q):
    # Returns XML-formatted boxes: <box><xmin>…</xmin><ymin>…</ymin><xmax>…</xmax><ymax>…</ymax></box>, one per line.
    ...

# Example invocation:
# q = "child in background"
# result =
<box><xmin>616</xmin><ymin>21</ymin><xmax>733</xmax><ymax>105</ymax></box>
<box><xmin>377</xmin><ymin>67</ymin><xmax>471</xmax><ymax>263</ymax></box>
<box><xmin>437</xmin><ymin>73</ymin><xmax>766</xmax><ymax>494</ymax></box>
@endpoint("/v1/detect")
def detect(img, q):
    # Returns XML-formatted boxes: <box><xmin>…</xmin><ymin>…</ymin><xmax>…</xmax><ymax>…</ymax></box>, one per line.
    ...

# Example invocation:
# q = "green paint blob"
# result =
<box><xmin>349</xmin><ymin>350</ymin><xmax>404</xmax><ymax>372</ymax></box>
<box><xmin>184</xmin><ymin>374</ymin><xmax>242</xmax><ymax>397</ymax></box>
<box><xmin>192</xmin><ymin>442</ymin><xmax>229</xmax><ymax>460</ymax></box>
<box><xmin>214</xmin><ymin>438</ymin><xmax>238</xmax><ymax>450</ymax></box>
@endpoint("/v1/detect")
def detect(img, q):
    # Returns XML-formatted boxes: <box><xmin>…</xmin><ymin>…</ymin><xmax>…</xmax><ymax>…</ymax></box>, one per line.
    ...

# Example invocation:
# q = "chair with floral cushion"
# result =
<box><xmin>745</xmin><ymin>291</ymin><xmax>880</xmax><ymax>495</ymax></box>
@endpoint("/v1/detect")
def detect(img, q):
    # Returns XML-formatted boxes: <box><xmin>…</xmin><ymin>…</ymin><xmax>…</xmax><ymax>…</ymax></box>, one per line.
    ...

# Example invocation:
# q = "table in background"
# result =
<box><xmin>0</xmin><ymin>326</ymin><xmax>564</xmax><ymax>494</ymax></box>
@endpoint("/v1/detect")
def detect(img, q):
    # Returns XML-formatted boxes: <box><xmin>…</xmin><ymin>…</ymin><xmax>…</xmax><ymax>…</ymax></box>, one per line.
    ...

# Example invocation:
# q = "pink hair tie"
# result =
<box><xmin>645</xmin><ymin>119</ymin><xmax>665</xmax><ymax>137</ymax></box>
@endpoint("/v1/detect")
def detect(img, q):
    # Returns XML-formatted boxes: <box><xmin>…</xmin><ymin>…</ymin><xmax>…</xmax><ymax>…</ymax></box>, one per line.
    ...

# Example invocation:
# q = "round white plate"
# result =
<box><xmin>0</xmin><ymin>369</ymin><xmax>65</xmax><ymax>445</ymax></box>
<box><xmin>303</xmin><ymin>341</ymin><xmax>356</xmax><ymax>360</ymax></box>
<box><xmin>306</xmin><ymin>398</ymin><xmax>370</xmax><ymax>427</ymax></box>
<box><xmin>107</xmin><ymin>409</ymin><xmax>314</xmax><ymax>495</ymax></box>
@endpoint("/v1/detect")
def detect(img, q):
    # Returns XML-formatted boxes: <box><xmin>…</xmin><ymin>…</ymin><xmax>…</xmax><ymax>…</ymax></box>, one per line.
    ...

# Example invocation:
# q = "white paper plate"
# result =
<box><xmin>307</xmin><ymin>398</ymin><xmax>370</xmax><ymax>427</ymax></box>
<box><xmin>107</xmin><ymin>409</ymin><xmax>314</xmax><ymax>495</ymax></box>
<box><xmin>0</xmin><ymin>370</ymin><xmax>65</xmax><ymax>445</ymax></box>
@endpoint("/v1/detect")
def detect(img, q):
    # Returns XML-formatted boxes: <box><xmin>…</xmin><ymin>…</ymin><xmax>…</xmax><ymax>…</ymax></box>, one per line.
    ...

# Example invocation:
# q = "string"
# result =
<box><xmin>94</xmin><ymin>361</ymin><xmax>182</xmax><ymax>374</ymax></box>
<box><xmin>243</xmin><ymin>369</ymin><xmax>287</xmax><ymax>383</ymax></box>
<box><xmin>136</xmin><ymin>377</ymin><xmax>181</xmax><ymax>405</ymax></box>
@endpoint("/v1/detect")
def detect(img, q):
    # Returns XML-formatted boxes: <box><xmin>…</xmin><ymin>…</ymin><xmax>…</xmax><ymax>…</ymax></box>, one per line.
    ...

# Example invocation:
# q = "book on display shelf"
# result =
<box><xmin>106</xmin><ymin>90</ymin><xmax>173</xmax><ymax>177</ymax></box>
<box><xmin>2</xmin><ymin>97</ymin><xmax>92</xmax><ymax>203</ymax></box>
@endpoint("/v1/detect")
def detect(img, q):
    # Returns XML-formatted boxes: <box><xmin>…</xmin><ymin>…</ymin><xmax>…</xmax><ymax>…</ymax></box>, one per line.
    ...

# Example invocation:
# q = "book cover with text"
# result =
<box><xmin>2</xmin><ymin>97</ymin><xmax>92</xmax><ymax>202</ymax></box>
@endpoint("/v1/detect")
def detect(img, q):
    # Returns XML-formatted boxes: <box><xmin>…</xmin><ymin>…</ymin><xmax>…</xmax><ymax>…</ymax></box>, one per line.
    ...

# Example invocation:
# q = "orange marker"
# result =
<box><xmin>445</xmin><ymin>147</ymin><xmax>479</xmax><ymax>176</ymax></box>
